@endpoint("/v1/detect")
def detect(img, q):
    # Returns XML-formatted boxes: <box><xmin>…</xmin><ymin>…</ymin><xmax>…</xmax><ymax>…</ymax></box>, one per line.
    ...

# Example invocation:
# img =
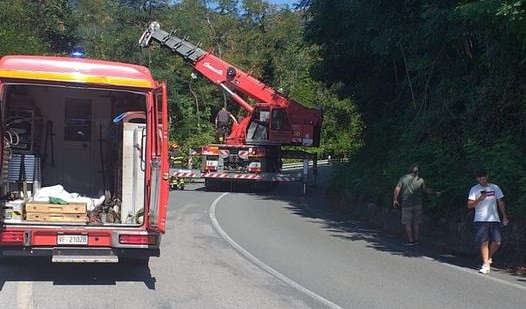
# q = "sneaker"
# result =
<box><xmin>403</xmin><ymin>241</ymin><xmax>416</xmax><ymax>246</ymax></box>
<box><xmin>489</xmin><ymin>258</ymin><xmax>493</xmax><ymax>265</ymax></box>
<box><xmin>479</xmin><ymin>264</ymin><xmax>491</xmax><ymax>274</ymax></box>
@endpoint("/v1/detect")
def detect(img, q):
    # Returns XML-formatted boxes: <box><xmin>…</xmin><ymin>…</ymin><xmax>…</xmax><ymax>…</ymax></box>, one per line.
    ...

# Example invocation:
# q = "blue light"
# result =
<box><xmin>70</xmin><ymin>47</ymin><xmax>85</xmax><ymax>58</ymax></box>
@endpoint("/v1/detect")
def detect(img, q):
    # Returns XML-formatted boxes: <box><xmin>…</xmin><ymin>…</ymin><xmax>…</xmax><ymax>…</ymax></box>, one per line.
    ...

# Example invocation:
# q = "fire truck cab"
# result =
<box><xmin>0</xmin><ymin>55</ymin><xmax>169</xmax><ymax>263</ymax></box>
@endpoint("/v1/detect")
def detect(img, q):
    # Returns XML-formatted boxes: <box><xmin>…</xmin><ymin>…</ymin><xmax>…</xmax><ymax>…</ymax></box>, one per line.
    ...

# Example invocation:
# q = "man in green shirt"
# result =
<box><xmin>393</xmin><ymin>164</ymin><xmax>441</xmax><ymax>245</ymax></box>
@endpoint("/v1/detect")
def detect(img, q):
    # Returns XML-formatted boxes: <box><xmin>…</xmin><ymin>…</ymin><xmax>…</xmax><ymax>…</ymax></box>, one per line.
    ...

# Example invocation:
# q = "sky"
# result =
<box><xmin>267</xmin><ymin>0</ymin><xmax>297</xmax><ymax>5</ymax></box>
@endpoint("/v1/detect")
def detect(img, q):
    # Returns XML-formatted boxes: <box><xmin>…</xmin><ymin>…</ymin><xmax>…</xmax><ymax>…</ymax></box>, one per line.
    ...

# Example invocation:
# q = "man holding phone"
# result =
<box><xmin>467</xmin><ymin>170</ymin><xmax>509</xmax><ymax>274</ymax></box>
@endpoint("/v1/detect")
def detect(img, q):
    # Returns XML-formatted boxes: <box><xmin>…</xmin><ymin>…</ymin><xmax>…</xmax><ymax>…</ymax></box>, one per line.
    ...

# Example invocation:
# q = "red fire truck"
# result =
<box><xmin>0</xmin><ymin>55</ymin><xmax>169</xmax><ymax>263</ymax></box>
<box><xmin>140</xmin><ymin>22</ymin><xmax>322</xmax><ymax>190</ymax></box>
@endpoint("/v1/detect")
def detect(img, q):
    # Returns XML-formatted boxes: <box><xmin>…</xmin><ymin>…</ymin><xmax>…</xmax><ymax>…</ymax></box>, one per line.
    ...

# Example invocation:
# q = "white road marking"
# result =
<box><xmin>420</xmin><ymin>255</ymin><xmax>526</xmax><ymax>291</ymax></box>
<box><xmin>17</xmin><ymin>281</ymin><xmax>33</xmax><ymax>309</ymax></box>
<box><xmin>208</xmin><ymin>169</ymin><xmax>526</xmax><ymax>300</ymax></box>
<box><xmin>210</xmin><ymin>193</ymin><xmax>344</xmax><ymax>309</ymax></box>
<box><xmin>304</xmin><ymin>172</ymin><xmax>526</xmax><ymax>291</ymax></box>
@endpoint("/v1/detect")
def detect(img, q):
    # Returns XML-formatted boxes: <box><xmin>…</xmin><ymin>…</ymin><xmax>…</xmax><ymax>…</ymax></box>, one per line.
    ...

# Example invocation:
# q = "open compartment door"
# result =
<box><xmin>0</xmin><ymin>81</ymin><xmax>4</xmax><ymax>179</ymax></box>
<box><xmin>148</xmin><ymin>83</ymin><xmax>169</xmax><ymax>233</ymax></box>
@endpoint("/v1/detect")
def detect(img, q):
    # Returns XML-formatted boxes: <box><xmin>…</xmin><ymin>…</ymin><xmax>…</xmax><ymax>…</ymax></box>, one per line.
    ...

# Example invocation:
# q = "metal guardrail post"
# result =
<box><xmin>303</xmin><ymin>158</ymin><xmax>309</xmax><ymax>195</ymax></box>
<box><xmin>188</xmin><ymin>148</ymin><xmax>193</xmax><ymax>170</ymax></box>
<box><xmin>312</xmin><ymin>153</ymin><xmax>318</xmax><ymax>187</ymax></box>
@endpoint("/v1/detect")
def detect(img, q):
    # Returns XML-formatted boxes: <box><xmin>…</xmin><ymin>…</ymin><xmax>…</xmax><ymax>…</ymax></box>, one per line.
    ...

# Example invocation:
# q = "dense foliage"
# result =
<box><xmin>305</xmin><ymin>0</ymin><xmax>526</xmax><ymax>218</ymax></box>
<box><xmin>4</xmin><ymin>0</ymin><xmax>525</xmax><ymax>220</ymax></box>
<box><xmin>0</xmin><ymin>0</ymin><xmax>363</xmax><ymax>159</ymax></box>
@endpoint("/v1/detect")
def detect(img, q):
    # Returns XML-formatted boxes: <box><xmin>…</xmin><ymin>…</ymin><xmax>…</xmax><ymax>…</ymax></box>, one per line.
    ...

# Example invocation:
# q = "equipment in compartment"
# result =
<box><xmin>25</xmin><ymin>201</ymin><xmax>87</xmax><ymax>223</ymax></box>
<box><xmin>1</xmin><ymin>200</ymin><xmax>25</xmax><ymax>222</ymax></box>
<box><xmin>26</xmin><ymin>213</ymin><xmax>86</xmax><ymax>222</ymax></box>
<box><xmin>121</xmin><ymin>123</ymin><xmax>146</xmax><ymax>224</ymax></box>
<box><xmin>1</xmin><ymin>141</ymin><xmax>11</xmax><ymax>196</ymax></box>
<box><xmin>26</xmin><ymin>201</ymin><xmax>87</xmax><ymax>214</ymax></box>
<box><xmin>6</xmin><ymin>154</ymin><xmax>41</xmax><ymax>198</ymax></box>
<box><xmin>42</xmin><ymin>120</ymin><xmax>56</xmax><ymax>167</ymax></box>
<box><xmin>6</xmin><ymin>108</ymin><xmax>42</xmax><ymax>154</ymax></box>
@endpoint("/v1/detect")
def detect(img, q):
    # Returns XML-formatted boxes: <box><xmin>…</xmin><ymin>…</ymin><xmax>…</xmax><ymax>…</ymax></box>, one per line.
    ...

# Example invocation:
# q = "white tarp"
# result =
<box><xmin>33</xmin><ymin>185</ymin><xmax>105</xmax><ymax>211</ymax></box>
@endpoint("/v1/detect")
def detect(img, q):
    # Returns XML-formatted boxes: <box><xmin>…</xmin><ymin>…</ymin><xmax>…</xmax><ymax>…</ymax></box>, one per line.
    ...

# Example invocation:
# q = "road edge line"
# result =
<box><xmin>209</xmin><ymin>192</ymin><xmax>344</xmax><ymax>309</ymax></box>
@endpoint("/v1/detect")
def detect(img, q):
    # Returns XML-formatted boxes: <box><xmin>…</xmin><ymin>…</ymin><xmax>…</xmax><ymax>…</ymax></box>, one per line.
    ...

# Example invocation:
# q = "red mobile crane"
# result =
<box><xmin>140</xmin><ymin>22</ymin><xmax>322</xmax><ymax>190</ymax></box>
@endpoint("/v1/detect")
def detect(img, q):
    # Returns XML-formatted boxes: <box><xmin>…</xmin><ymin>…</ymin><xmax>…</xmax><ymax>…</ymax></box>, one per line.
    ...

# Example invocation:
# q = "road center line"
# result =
<box><xmin>17</xmin><ymin>281</ymin><xmax>33</xmax><ymax>309</ymax></box>
<box><xmin>209</xmin><ymin>192</ymin><xmax>344</xmax><ymax>309</ymax></box>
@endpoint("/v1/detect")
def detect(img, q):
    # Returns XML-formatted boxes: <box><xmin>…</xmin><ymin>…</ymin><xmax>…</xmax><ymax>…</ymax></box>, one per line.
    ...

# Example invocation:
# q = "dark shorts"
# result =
<box><xmin>401</xmin><ymin>205</ymin><xmax>423</xmax><ymax>225</ymax></box>
<box><xmin>474</xmin><ymin>222</ymin><xmax>502</xmax><ymax>245</ymax></box>
<box><xmin>217</xmin><ymin>123</ymin><xmax>229</xmax><ymax>134</ymax></box>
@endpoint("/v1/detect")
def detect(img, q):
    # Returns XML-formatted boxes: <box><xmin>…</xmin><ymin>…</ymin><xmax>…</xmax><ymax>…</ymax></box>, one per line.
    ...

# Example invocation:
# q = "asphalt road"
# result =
<box><xmin>1</xmin><ymin>165</ymin><xmax>526</xmax><ymax>309</ymax></box>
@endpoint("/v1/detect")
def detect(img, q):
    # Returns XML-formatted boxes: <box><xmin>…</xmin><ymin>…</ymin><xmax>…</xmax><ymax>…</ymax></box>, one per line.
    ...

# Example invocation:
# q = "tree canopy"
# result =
<box><xmin>305</xmin><ymin>0</ymin><xmax>526</xmax><ymax>218</ymax></box>
<box><xmin>3</xmin><ymin>0</ymin><xmax>526</xmax><ymax>219</ymax></box>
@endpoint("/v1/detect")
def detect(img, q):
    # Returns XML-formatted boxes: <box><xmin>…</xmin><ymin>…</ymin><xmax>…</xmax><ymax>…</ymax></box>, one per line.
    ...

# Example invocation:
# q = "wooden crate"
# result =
<box><xmin>26</xmin><ymin>212</ymin><xmax>87</xmax><ymax>222</ymax></box>
<box><xmin>25</xmin><ymin>202</ymin><xmax>86</xmax><ymax>214</ymax></box>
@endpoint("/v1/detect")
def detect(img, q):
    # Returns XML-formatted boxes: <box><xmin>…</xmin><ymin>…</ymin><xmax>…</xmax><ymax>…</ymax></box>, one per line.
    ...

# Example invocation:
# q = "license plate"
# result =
<box><xmin>57</xmin><ymin>234</ymin><xmax>88</xmax><ymax>245</ymax></box>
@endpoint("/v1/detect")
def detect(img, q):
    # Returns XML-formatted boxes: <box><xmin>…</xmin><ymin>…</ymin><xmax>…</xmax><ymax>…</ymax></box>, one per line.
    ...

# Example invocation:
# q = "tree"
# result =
<box><xmin>305</xmin><ymin>0</ymin><xmax>526</xmax><ymax>217</ymax></box>
<box><xmin>0</xmin><ymin>0</ymin><xmax>77</xmax><ymax>55</ymax></box>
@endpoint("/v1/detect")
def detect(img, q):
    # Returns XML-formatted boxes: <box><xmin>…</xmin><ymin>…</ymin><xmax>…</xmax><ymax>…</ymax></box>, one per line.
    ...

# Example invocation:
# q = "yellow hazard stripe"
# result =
<box><xmin>0</xmin><ymin>70</ymin><xmax>153</xmax><ymax>88</ymax></box>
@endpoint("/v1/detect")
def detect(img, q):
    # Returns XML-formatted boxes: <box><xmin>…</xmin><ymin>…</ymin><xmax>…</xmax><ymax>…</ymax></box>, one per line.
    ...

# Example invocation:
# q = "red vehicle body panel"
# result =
<box><xmin>0</xmin><ymin>56</ymin><xmax>169</xmax><ymax>260</ymax></box>
<box><xmin>0</xmin><ymin>55</ymin><xmax>156</xmax><ymax>88</ymax></box>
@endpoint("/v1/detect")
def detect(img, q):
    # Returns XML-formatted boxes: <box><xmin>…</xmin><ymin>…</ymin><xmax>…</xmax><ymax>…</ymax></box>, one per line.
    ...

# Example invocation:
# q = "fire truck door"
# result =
<box><xmin>148</xmin><ymin>83</ymin><xmax>169</xmax><ymax>233</ymax></box>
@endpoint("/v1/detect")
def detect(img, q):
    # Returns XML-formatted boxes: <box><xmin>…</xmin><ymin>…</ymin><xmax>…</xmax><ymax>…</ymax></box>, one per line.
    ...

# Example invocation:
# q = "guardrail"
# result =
<box><xmin>170</xmin><ymin>159</ymin><xmax>345</xmax><ymax>194</ymax></box>
<box><xmin>281</xmin><ymin>159</ymin><xmax>330</xmax><ymax>170</ymax></box>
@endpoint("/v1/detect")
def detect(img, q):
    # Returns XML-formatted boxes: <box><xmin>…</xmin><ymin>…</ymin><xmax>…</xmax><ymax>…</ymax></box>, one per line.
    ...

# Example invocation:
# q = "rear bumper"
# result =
<box><xmin>0</xmin><ymin>246</ymin><xmax>160</xmax><ymax>262</ymax></box>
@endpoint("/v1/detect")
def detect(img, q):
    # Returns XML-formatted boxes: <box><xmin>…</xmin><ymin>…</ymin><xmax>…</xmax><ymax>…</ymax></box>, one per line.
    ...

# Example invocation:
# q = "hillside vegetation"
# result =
<box><xmin>304</xmin><ymin>0</ymin><xmax>526</xmax><ymax>219</ymax></box>
<box><xmin>2</xmin><ymin>0</ymin><xmax>525</xmax><ymax>219</ymax></box>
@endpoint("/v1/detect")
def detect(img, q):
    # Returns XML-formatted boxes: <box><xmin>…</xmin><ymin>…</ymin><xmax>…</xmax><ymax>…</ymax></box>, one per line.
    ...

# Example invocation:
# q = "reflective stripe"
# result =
<box><xmin>238</xmin><ymin>151</ymin><xmax>249</xmax><ymax>159</ymax></box>
<box><xmin>204</xmin><ymin>173</ymin><xmax>229</xmax><ymax>178</ymax></box>
<box><xmin>272</xmin><ymin>176</ymin><xmax>298</xmax><ymax>182</ymax></box>
<box><xmin>173</xmin><ymin>172</ymin><xmax>195</xmax><ymax>177</ymax></box>
<box><xmin>234</xmin><ymin>174</ymin><xmax>261</xmax><ymax>180</ymax></box>
<box><xmin>0</xmin><ymin>70</ymin><xmax>154</xmax><ymax>88</ymax></box>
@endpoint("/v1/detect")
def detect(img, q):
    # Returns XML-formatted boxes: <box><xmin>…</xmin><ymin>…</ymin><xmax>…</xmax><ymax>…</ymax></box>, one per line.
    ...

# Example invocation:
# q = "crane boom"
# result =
<box><xmin>140</xmin><ymin>22</ymin><xmax>322</xmax><ymax>147</ymax></box>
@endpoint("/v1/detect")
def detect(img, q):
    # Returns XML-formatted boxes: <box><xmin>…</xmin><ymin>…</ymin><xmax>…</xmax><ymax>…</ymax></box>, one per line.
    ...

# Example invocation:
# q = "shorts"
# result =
<box><xmin>217</xmin><ymin>123</ymin><xmax>229</xmax><ymax>133</ymax></box>
<box><xmin>401</xmin><ymin>205</ymin><xmax>423</xmax><ymax>225</ymax></box>
<box><xmin>474</xmin><ymin>222</ymin><xmax>502</xmax><ymax>245</ymax></box>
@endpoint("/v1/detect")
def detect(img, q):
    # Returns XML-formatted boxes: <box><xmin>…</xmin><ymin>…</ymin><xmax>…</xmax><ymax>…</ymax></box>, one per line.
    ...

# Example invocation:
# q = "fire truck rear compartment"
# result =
<box><xmin>1</xmin><ymin>83</ymin><xmax>148</xmax><ymax>227</ymax></box>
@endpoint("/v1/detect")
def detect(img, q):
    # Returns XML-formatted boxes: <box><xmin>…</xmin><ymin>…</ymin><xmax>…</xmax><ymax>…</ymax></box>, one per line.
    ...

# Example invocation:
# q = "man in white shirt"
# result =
<box><xmin>467</xmin><ymin>170</ymin><xmax>509</xmax><ymax>274</ymax></box>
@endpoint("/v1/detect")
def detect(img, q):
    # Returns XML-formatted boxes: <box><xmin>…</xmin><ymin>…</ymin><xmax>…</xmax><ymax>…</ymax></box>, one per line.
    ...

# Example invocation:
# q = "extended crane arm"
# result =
<box><xmin>140</xmin><ymin>22</ymin><xmax>322</xmax><ymax>147</ymax></box>
<box><xmin>140</xmin><ymin>22</ymin><xmax>253</xmax><ymax>113</ymax></box>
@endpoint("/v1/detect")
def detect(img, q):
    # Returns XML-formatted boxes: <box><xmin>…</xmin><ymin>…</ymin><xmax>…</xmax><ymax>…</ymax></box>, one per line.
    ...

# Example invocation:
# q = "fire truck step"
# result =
<box><xmin>52</xmin><ymin>247</ymin><xmax>119</xmax><ymax>263</ymax></box>
<box><xmin>52</xmin><ymin>255</ymin><xmax>119</xmax><ymax>263</ymax></box>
